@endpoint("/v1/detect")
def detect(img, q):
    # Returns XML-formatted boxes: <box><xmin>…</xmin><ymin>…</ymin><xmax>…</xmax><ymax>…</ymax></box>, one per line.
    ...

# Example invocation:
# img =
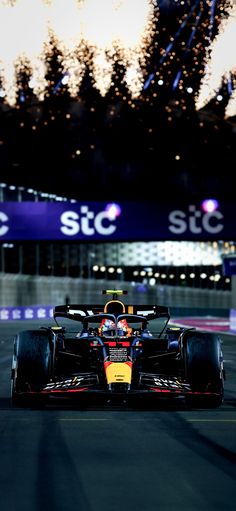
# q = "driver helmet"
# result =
<box><xmin>99</xmin><ymin>318</ymin><xmax>116</xmax><ymax>336</ymax></box>
<box><xmin>117</xmin><ymin>318</ymin><xmax>132</xmax><ymax>336</ymax></box>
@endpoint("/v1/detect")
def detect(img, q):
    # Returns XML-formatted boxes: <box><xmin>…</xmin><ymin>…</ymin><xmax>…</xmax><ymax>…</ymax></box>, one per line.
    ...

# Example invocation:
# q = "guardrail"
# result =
<box><xmin>0</xmin><ymin>274</ymin><xmax>232</xmax><ymax>321</ymax></box>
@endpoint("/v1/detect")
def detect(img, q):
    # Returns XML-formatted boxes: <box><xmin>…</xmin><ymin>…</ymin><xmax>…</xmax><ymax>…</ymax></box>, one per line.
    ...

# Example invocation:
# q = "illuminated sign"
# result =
<box><xmin>0</xmin><ymin>201</ymin><xmax>234</xmax><ymax>240</ymax></box>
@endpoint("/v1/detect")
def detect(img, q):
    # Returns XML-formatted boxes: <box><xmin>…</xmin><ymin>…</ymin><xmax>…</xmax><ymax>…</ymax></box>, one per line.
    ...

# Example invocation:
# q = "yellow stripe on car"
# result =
<box><xmin>104</xmin><ymin>362</ymin><xmax>132</xmax><ymax>384</ymax></box>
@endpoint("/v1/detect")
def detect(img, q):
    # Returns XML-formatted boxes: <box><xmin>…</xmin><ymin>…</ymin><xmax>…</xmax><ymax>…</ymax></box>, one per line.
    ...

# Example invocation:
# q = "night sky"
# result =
<box><xmin>0</xmin><ymin>0</ymin><xmax>235</xmax><ymax>203</ymax></box>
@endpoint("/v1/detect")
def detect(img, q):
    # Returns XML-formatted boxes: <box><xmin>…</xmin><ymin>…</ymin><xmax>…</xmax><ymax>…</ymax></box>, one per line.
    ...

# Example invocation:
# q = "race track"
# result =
<box><xmin>0</xmin><ymin>320</ymin><xmax>236</xmax><ymax>511</ymax></box>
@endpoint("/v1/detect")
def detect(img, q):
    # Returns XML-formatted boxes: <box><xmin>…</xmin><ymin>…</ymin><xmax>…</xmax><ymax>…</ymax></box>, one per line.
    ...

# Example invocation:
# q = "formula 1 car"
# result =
<box><xmin>11</xmin><ymin>289</ymin><xmax>225</xmax><ymax>408</ymax></box>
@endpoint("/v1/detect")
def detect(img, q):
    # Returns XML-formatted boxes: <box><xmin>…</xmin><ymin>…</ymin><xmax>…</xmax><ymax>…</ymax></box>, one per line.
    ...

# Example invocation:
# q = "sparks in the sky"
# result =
<box><xmin>195</xmin><ymin>0</ymin><xmax>236</xmax><ymax>118</ymax></box>
<box><xmin>0</xmin><ymin>0</ymin><xmax>157</xmax><ymax>106</ymax></box>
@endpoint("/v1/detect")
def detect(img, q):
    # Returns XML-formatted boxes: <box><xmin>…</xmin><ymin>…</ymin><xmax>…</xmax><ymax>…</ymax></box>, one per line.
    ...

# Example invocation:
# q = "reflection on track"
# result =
<box><xmin>0</xmin><ymin>320</ymin><xmax>236</xmax><ymax>511</ymax></box>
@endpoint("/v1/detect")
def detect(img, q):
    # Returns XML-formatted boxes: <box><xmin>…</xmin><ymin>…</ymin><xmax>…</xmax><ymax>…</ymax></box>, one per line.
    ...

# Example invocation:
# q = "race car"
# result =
<box><xmin>11</xmin><ymin>289</ymin><xmax>225</xmax><ymax>408</ymax></box>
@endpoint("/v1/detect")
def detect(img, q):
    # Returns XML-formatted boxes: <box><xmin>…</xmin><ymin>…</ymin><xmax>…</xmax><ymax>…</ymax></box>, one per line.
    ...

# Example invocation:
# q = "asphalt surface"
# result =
<box><xmin>0</xmin><ymin>320</ymin><xmax>236</xmax><ymax>511</ymax></box>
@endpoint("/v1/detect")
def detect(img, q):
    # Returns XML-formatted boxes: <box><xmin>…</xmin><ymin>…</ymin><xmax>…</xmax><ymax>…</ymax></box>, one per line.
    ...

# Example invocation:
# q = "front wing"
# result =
<box><xmin>15</xmin><ymin>372</ymin><xmax>223</xmax><ymax>401</ymax></box>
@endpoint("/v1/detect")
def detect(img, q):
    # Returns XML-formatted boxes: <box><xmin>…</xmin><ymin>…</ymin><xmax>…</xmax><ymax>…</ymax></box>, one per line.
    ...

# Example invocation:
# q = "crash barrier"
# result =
<box><xmin>0</xmin><ymin>273</ymin><xmax>231</xmax><ymax>320</ymax></box>
<box><xmin>0</xmin><ymin>305</ymin><xmax>53</xmax><ymax>321</ymax></box>
<box><xmin>0</xmin><ymin>273</ymin><xmax>231</xmax><ymax>308</ymax></box>
<box><xmin>229</xmin><ymin>309</ymin><xmax>236</xmax><ymax>331</ymax></box>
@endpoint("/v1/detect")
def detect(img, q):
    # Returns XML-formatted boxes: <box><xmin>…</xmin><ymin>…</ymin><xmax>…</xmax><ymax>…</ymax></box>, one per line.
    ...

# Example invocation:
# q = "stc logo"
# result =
<box><xmin>0</xmin><ymin>211</ymin><xmax>8</xmax><ymax>236</ymax></box>
<box><xmin>0</xmin><ymin>206</ymin><xmax>118</xmax><ymax>238</ymax></box>
<box><xmin>168</xmin><ymin>205</ymin><xmax>224</xmax><ymax>234</ymax></box>
<box><xmin>60</xmin><ymin>207</ymin><xmax>117</xmax><ymax>236</ymax></box>
<box><xmin>0</xmin><ymin>204</ymin><xmax>225</xmax><ymax>238</ymax></box>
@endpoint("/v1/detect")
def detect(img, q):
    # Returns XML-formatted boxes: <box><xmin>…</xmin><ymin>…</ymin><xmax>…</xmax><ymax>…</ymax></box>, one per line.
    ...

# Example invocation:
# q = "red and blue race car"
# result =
<box><xmin>11</xmin><ymin>289</ymin><xmax>225</xmax><ymax>407</ymax></box>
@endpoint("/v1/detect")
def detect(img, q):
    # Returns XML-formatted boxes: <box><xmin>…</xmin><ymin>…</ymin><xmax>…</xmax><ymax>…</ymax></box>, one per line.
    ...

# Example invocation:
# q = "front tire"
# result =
<box><xmin>11</xmin><ymin>330</ymin><xmax>52</xmax><ymax>406</ymax></box>
<box><xmin>182</xmin><ymin>331</ymin><xmax>224</xmax><ymax>408</ymax></box>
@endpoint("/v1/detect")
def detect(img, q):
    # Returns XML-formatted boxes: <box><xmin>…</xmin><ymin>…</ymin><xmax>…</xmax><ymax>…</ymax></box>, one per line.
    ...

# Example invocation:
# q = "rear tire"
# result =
<box><xmin>183</xmin><ymin>332</ymin><xmax>224</xmax><ymax>408</ymax></box>
<box><xmin>11</xmin><ymin>330</ymin><xmax>52</xmax><ymax>406</ymax></box>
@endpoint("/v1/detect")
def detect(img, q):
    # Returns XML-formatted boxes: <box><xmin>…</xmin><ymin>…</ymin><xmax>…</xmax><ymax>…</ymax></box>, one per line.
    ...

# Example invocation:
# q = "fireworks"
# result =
<box><xmin>196</xmin><ymin>0</ymin><xmax>236</xmax><ymax>118</ymax></box>
<box><xmin>0</xmin><ymin>0</ymin><xmax>157</xmax><ymax>106</ymax></box>
<box><xmin>1</xmin><ymin>1</ymin><xmax>235</xmax><ymax>118</ymax></box>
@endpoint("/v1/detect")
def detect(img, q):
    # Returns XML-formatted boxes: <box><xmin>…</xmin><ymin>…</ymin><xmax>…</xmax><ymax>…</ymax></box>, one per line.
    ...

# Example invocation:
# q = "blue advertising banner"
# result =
<box><xmin>0</xmin><ymin>201</ymin><xmax>235</xmax><ymax>241</ymax></box>
<box><xmin>0</xmin><ymin>305</ymin><xmax>53</xmax><ymax>321</ymax></box>
<box><xmin>222</xmin><ymin>256</ymin><xmax>236</xmax><ymax>276</ymax></box>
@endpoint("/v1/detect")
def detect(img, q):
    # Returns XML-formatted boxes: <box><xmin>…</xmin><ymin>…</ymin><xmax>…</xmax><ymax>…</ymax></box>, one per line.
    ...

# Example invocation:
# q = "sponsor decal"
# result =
<box><xmin>0</xmin><ymin>203</ymin><xmax>120</xmax><ymax>239</ymax></box>
<box><xmin>0</xmin><ymin>211</ymin><xmax>9</xmax><ymax>236</ymax></box>
<box><xmin>168</xmin><ymin>205</ymin><xmax>224</xmax><ymax>235</ymax></box>
<box><xmin>0</xmin><ymin>305</ymin><xmax>53</xmax><ymax>321</ymax></box>
<box><xmin>0</xmin><ymin>201</ymin><xmax>232</xmax><ymax>240</ymax></box>
<box><xmin>104</xmin><ymin>361</ymin><xmax>132</xmax><ymax>384</ymax></box>
<box><xmin>60</xmin><ymin>206</ymin><xmax>118</xmax><ymax>236</ymax></box>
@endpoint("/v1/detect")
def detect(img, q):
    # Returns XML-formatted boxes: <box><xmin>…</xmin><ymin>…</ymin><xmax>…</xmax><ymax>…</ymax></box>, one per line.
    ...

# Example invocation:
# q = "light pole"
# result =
<box><xmin>88</xmin><ymin>251</ymin><xmax>96</xmax><ymax>279</ymax></box>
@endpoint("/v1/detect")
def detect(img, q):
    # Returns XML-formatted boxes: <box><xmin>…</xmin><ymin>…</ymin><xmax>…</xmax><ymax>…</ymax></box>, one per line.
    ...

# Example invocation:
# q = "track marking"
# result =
<box><xmin>188</xmin><ymin>419</ymin><xmax>236</xmax><ymax>422</ymax></box>
<box><xmin>59</xmin><ymin>418</ymin><xmax>161</xmax><ymax>421</ymax></box>
<box><xmin>59</xmin><ymin>418</ymin><xmax>236</xmax><ymax>423</ymax></box>
<box><xmin>58</xmin><ymin>417</ymin><xmax>162</xmax><ymax>422</ymax></box>
<box><xmin>59</xmin><ymin>418</ymin><xmax>111</xmax><ymax>421</ymax></box>
<box><xmin>6</xmin><ymin>417</ymin><xmax>236</xmax><ymax>423</ymax></box>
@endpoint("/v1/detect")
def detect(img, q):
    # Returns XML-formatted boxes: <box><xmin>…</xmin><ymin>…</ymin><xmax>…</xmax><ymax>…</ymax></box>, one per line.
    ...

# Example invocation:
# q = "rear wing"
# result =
<box><xmin>53</xmin><ymin>304</ymin><xmax>170</xmax><ymax>321</ymax></box>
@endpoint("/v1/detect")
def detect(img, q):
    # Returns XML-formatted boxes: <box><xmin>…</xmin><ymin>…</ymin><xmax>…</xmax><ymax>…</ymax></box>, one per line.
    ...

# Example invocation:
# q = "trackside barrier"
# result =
<box><xmin>0</xmin><ymin>275</ymin><xmax>232</xmax><ymax>309</ymax></box>
<box><xmin>229</xmin><ymin>309</ymin><xmax>236</xmax><ymax>332</ymax></box>
<box><xmin>0</xmin><ymin>276</ymin><xmax>232</xmax><ymax>321</ymax></box>
<box><xmin>0</xmin><ymin>305</ymin><xmax>53</xmax><ymax>321</ymax></box>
